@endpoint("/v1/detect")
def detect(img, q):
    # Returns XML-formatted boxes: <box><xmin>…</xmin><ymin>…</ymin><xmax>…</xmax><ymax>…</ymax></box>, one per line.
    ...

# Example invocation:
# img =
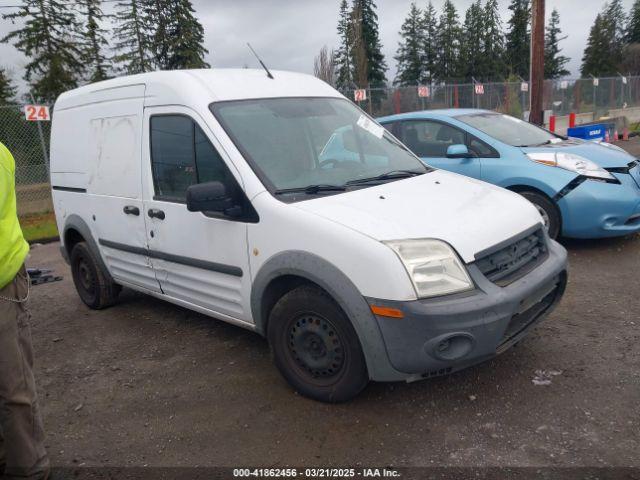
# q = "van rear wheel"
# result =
<box><xmin>267</xmin><ymin>285</ymin><xmax>368</xmax><ymax>403</ymax></box>
<box><xmin>519</xmin><ymin>191</ymin><xmax>561</xmax><ymax>239</ymax></box>
<box><xmin>70</xmin><ymin>241</ymin><xmax>120</xmax><ymax>309</ymax></box>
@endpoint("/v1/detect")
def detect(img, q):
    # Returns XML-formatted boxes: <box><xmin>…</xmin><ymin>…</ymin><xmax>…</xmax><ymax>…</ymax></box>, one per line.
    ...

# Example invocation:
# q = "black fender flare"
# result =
<box><xmin>250</xmin><ymin>250</ymin><xmax>400</xmax><ymax>381</ymax></box>
<box><xmin>61</xmin><ymin>214</ymin><xmax>114</xmax><ymax>283</ymax></box>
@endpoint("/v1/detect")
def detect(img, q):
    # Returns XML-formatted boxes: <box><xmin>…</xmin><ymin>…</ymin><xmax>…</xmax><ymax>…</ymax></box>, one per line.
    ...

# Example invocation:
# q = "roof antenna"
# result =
<box><xmin>247</xmin><ymin>43</ymin><xmax>274</xmax><ymax>79</ymax></box>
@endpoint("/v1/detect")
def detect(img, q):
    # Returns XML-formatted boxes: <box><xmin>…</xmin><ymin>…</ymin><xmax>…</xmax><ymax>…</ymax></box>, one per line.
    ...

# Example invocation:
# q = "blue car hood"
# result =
<box><xmin>520</xmin><ymin>139</ymin><xmax>636</xmax><ymax>169</ymax></box>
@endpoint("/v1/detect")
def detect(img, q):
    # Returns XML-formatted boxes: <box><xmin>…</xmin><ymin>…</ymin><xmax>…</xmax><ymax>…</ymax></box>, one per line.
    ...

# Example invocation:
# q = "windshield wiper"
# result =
<box><xmin>274</xmin><ymin>184</ymin><xmax>347</xmax><ymax>195</ymax></box>
<box><xmin>346</xmin><ymin>169</ymin><xmax>425</xmax><ymax>186</ymax></box>
<box><xmin>517</xmin><ymin>140</ymin><xmax>554</xmax><ymax>147</ymax></box>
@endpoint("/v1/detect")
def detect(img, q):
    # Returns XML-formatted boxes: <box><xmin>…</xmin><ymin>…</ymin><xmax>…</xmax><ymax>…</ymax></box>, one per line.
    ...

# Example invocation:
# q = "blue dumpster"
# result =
<box><xmin>567</xmin><ymin>124</ymin><xmax>606</xmax><ymax>141</ymax></box>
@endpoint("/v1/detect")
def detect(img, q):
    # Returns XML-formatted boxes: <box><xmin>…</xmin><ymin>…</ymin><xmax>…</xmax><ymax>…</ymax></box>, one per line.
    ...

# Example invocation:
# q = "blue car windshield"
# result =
<box><xmin>211</xmin><ymin>97</ymin><xmax>427</xmax><ymax>193</ymax></box>
<box><xmin>458</xmin><ymin>112</ymin><xmax>560</xmax><ymax>147</ymax></box>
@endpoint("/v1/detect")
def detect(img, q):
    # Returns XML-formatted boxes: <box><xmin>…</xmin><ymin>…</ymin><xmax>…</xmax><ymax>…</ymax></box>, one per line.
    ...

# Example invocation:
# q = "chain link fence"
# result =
<box><xmin>0</xmin><ymin>104</ymin><xmax>52</xmax><ymax>216</ymax></box>
<box><xmin>347</xmin><ymin>76</ymin><xmax>640</xmax><ymax>124</ymax></box>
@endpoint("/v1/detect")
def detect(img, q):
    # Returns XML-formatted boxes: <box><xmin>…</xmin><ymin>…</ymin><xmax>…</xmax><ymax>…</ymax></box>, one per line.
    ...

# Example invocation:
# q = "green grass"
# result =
<box><xmin>19</xmin><ymin>211</ymin><xmax>59</xmax><ymax>243</ymax></box>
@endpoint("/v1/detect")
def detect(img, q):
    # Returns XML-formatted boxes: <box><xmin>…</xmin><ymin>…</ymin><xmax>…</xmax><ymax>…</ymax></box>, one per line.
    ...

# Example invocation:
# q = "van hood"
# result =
<box><xmin>293</xmin><ymin>171</ymin><xmax>542</xmax><ymax>264</ymax></box>
<box><xmin>520</xmin><ymin>139</ymin><xmax>636</xmax><ymax>168</ymax></box>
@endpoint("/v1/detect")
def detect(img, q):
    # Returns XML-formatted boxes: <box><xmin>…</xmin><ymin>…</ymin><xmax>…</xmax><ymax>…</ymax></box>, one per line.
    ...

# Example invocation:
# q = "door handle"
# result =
<box><xmin>123</xmin><ymin>205</ymin><xmax>140</xmax><ymax>216</ymax></box>
<box><xmin>148</xmin><ymin>208</ymin><xmax>165</xmax><ymax>220</ymax></box>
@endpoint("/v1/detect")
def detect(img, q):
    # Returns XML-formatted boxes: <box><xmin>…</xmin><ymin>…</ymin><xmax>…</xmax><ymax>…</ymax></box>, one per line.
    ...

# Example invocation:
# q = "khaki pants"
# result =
<box><xmin>0</xmin><ymin>265</ymin><xmax>49</xmax><ymax>479</ymax></box>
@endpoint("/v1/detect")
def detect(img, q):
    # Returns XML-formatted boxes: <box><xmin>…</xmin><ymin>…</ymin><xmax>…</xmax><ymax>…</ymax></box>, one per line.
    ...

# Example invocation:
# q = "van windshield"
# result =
<box><xmin>457</xmin><ymin>112</ymin><xmax>561</xmax><ymax>147</ymax></box>
<box><xmin>211</xmin><ymin>97</ymin><xmax>428</xmax><ymax>195</ymax></box>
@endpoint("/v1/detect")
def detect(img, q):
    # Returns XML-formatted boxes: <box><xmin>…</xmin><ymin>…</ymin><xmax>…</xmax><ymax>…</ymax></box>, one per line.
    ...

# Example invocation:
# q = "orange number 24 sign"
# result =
<box><xmin>24</xmin><ymin>105</ymin><xmax>51</xmax><ymax>122</ymax></box>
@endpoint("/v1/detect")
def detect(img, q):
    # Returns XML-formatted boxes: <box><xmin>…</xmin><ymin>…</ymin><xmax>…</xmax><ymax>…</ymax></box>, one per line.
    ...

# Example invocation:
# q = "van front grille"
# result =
<box><xmin>476</xmin><ymin>229</ymin><xmax>548</xmax><ymax>286</ymax></box>
<box><xmin>497</xmin><ymin>273</ymin><xmax>566</xmax><ymax>352</ymax></box>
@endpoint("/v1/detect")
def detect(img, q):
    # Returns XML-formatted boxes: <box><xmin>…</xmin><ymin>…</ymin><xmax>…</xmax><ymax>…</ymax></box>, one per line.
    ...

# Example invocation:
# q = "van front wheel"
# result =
<box><xmin>267</xmin><ymin>285</ymin><xmax>369</xmax><ymax>403</ymax></box>
<box><xmin>70</xmin><ymin>241</ymin><xmax>120</xmax><ymax>309</ymax></box>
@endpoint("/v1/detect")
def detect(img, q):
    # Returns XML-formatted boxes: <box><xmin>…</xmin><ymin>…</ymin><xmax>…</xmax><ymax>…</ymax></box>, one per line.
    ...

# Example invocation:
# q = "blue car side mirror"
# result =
<box><xmin>446</xmin><ymin>144</ymin><xmax>472</xmax><ymax>159</ymax></box>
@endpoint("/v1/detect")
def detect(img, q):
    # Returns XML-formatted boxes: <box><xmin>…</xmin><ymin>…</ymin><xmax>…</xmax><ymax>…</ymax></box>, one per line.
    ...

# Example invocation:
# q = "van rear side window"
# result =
<box><xmin>150</xmin><ymin>115</ymin><xmax>232</xmax><ymax>201</ymax></box>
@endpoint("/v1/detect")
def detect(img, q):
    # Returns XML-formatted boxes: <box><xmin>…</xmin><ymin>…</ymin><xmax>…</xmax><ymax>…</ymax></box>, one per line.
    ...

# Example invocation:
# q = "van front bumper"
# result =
<box><xmin>366</xmin><ymin>240</ymin><xmax>568</xmax><ymax>379</ymax></box>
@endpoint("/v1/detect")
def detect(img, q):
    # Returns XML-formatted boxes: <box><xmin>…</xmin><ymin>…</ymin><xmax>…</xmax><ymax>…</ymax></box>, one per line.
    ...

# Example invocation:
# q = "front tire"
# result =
<box><xmin>267</xmin><ymin>285</ymin><xmax>369</xmax><ymax>403</ymax></box>
<box><xmin>70</xmin><ymin>241</ymin><xmax>121</xmax><ymax>309</ymax></box>
<box><xmin>519</xmin><ymin>191</ymin><xmax>561</xmax><ymax>239</ymax></box>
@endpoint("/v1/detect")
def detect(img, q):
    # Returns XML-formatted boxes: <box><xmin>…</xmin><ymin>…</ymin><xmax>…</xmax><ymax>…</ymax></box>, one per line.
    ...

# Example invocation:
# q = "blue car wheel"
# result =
<box><xmin>518</xmin><ymin>191</ymin><xmax>561</xmax><ymax>239</ymax></box>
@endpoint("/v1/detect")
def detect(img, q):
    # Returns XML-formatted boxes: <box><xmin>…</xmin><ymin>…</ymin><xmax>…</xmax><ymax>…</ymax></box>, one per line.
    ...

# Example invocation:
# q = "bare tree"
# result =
<box><xmin>313</xmin><ymin>45</ymin><xmax>337</xmax><ymax>86</ymax></box>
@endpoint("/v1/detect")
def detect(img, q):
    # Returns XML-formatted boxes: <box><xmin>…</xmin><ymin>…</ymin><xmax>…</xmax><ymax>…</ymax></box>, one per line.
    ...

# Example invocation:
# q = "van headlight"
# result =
<box><xmin>384</xmin><ymin>239</ymin><xmax>473</xmax><ymax>299</ymax></box>
<box><xmin>526</xmin><ymin>152</ymin><xmax>615</xmax><ymax>181</ymax></box>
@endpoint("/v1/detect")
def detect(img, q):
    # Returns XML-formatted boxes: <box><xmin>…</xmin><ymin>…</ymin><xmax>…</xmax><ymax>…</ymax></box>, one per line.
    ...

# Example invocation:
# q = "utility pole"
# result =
<box><xmin>529</xmin><ymin>0</ymin><xmax>545</xmax><ymax>125</ymax></box>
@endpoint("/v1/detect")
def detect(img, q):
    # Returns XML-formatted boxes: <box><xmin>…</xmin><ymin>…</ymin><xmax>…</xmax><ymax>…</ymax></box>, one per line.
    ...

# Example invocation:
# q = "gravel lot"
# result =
<box><xmin>23</xmin><ymin>143</ymin><xmax>640</xmax><ymax>471</ymax></box>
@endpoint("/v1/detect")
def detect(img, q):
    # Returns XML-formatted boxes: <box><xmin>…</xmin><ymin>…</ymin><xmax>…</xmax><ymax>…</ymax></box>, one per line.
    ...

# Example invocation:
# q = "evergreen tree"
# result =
<box><xmin>422</xmin><ymin>1</ymin><xmax>439</xmax><ymax>83</ymax></box>
<box><xmin>627</xmin><ymin>0</ymin><xmax>640</xmax><ymax>44</ymax></box>
<box><xmin>544</xmin><ymin>8</ymin><xmax>570</xmax><ymax>79</ymax></box>
<box><xmin>1</xmin><ymin>0</ymin><xmax>83</xmax><ymax>102</ymax></box>
<box><xmin>458</xmin><ymin>1</ymin><xmax>484</xmax><ymax>81</ymax></box>
<box><xmin>435</xmin><ymin>0</ymin><xmax>462</xmax><ymax>81</ymax></box>
<box><xmin>0</xmin><ymin>67</ymin><xmax>17</xmax><ymax>104</ymax></box>
<box><xmin>164</xmin><ymin>0</ymin><xmax>210</xmax><ymax>69</ymax></box>
<box><xmin>350</xmin><ymin>3</ymin><xmax>369</xmax><ymax>88</ymax></box>
<box><xmin>505</xmin><ymin>0</ymin><xmax>530</xmax><ymax>78</ymax></box>
<box><xmin>80</xmin><ymin>0</ymin><xmax>110</xmax><ymax>82</ymax></box>
<box><xmin>353</xmin><ymin>0</ymin><xmax>387</xmax><ymax>87</ymax></box>
<box><xmin>482</xmin><ymin>0</ymin><xmax>507</xmax><ymax>80</ymax></box>
<box><xmin>145</xmin><ymin>0</ymin><xmax>170</xmax><ymax>69</ymax></box>
<box><xmin>394</xmin><ymin>2</ymin><xmax>425</xmax><ymax>86</ymax></box>
<box><xmin>113</xmin><ymin>0</ymin><xmax>153</xmax><ymax>74</ymax></box>
<box><xmin>603</xmin><ymin>0</ymin><xmax>626</xmax><ymax>69</ymax></box>
<box><xmin>145</xmin><ymin>0</ymin><xmax>209</xmax><ymax>70</ymax></box>
<box><xmin>581</xmin><ymin>12</ymin><xmax>618</xmax><ymax>76</ymax></box>
<box><xmin>335</xmin><ymin>0</ymin><xmax>353</xmax><ymax>89</ymax></box>
<box><xmin>605</xmin><ymin>0</ymin><xmax>627</xmax><ymax>47</ymax></box>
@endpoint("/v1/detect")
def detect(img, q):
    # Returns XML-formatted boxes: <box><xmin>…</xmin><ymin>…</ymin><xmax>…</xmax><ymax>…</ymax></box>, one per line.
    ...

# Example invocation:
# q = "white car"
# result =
<box><xmin>50</xmin><ymin>69</ymin><xmax>568</xmax><ymax>402</ymax></box>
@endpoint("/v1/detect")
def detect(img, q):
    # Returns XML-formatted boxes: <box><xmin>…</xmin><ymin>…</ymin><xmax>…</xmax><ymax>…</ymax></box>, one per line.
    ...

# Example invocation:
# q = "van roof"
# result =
<box><xmin>54</xmin><ymin>69</ymin><xmax>343</xmax><ymax>110</ymax></box>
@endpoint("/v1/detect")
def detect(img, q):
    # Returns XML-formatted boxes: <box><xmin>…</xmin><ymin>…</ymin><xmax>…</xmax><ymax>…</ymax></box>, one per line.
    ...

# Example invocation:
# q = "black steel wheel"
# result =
<box><xmin>70</xmin><ymin>241</ymin><xmax>120</xmax><ymax>309</ymax></box>
<box><xmin>268</xmin><ymin>285</ymin><xmax>368</xmax><ymax>402</ymax></box>
<box><xmin>287</xmin><ymin>312</ymin><xmax>345</xmax><ymax>384</ymax></box>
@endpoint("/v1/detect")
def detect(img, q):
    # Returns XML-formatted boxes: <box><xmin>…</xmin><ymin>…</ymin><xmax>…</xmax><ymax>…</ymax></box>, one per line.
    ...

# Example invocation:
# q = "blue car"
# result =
<box><xmin>378</xmin><ymin>109</ymin><xmax>640</xmax><ymax>239</ymax></box>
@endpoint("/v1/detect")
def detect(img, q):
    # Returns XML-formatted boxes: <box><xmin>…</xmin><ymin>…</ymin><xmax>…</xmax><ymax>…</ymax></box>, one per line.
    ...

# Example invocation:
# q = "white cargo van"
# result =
<box><xmin>51</xmin><ymin>70</ymin><xmax>567</xmax><ymax>402</ymax></box>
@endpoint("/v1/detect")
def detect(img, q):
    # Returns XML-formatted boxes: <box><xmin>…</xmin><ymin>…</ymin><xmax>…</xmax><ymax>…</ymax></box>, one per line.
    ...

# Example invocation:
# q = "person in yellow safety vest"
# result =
<box><xmin>0</xmin><ymin>141</ymin><xmax>49</xmax><ymax>480</ymax></box>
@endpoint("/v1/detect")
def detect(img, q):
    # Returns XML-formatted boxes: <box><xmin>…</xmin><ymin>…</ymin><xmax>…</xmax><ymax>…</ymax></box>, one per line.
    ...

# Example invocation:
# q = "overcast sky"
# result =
<box><xmin>0</xmin><ymin>0</ymin><xmax>633</xmax><ymax>94</ymax></box>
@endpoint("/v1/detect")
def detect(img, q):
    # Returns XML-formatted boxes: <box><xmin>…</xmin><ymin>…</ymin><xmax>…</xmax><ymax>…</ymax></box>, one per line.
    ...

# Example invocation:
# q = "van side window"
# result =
<box><xmin>194</xmin><ymin>125</ymin><xmax>231</xmax><ymax>185</ymax></box>
<box><xmin>150</xmin><ymin>115</ymin><xmax>232</xmax><ymax>201</ymax></box>
<box><xmin>151</xmin><ymin>116</ymin><xmax>196</xmax><ymax>199</ymax></box>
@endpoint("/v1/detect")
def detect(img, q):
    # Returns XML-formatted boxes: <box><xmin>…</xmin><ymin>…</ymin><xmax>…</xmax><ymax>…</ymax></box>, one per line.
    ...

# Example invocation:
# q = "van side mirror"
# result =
<box><xmin>446</xmin><ymin>144</ymin><xmax>473</xmax><ymax>159</ymax></box>
<box><xmin>186</xmin><ymin>181</ymin><xmax>235</xmax><ymax>214</ymax></box>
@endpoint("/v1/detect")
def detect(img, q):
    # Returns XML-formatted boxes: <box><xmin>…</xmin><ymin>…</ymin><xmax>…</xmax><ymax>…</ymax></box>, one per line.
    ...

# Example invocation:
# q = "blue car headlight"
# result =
<box><xmin>526</xmin><ymin>152</ymin><xmax>616</xmax><ymax>181</ymax></box>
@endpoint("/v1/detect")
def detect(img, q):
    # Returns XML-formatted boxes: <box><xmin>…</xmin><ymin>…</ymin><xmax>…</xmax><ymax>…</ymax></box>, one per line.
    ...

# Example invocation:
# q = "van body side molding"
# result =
<box><xmin>52</xmin><ymin>186</ymin><xmax>87</xmax><ymax>193</ymax></box>
<box><xmin>99</xmin><ymin>239</ymin><xmax>148</xmax><ymax>256</ymax></box>
<box><xmin>98</xmin><ymin>239</ymin><xmax>243</xmax><ymax>277</ymax></box>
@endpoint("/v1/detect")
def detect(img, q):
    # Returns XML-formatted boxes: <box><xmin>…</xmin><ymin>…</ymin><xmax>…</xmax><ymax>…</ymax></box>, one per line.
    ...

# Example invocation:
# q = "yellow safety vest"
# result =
<box><xmin>0</xmin><ymin>142</ymin><xmax>29</xmax><ymax>289</ymax></box>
